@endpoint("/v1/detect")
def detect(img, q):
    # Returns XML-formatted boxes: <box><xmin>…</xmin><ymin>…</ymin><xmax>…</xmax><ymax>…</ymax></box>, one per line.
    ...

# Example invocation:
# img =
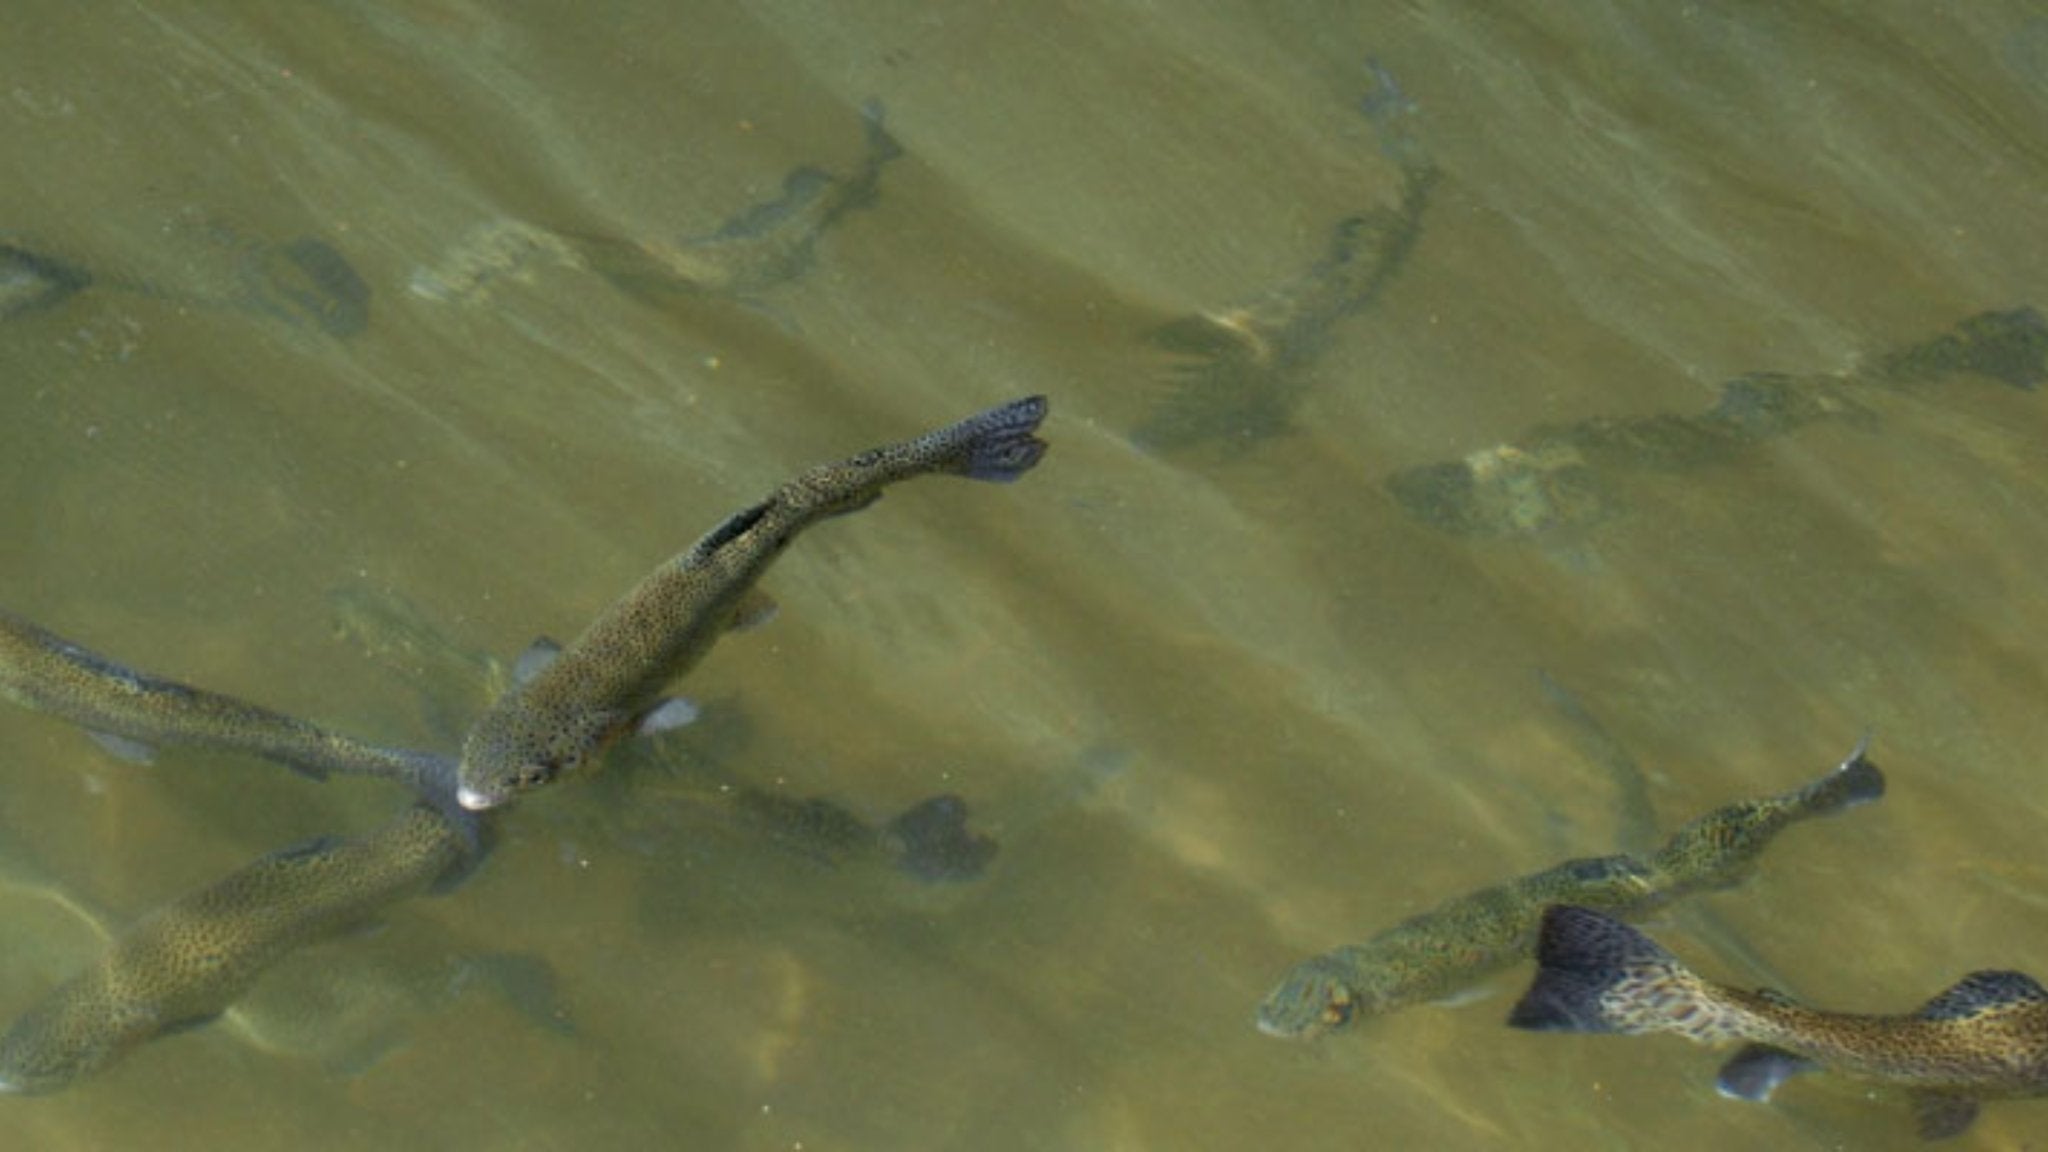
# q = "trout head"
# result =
<box><xmin>456</xmin><ymin>702</ymin><xmax>620</xmax><ymax>810</ymax></box>
<box><xmin>0</xmin><ymin>980</ymin><xmax>149</xmax><ymax>1096</ymax></box>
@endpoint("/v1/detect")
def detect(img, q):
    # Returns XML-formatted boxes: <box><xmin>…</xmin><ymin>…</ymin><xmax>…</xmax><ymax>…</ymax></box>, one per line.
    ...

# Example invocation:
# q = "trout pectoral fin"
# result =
<box><xmin>156</xmin><ymin>1011</ymin><xmax>226</xmax><ymax>1039</ymax></box>
<box><xmin>1911</xmin><ymin>1091</ymin><xmax>1981</xmax><ymax>1140</ymax></box>
<box><xmin>512</xmin><ymin>637</ymin><xmax>563</xmax><ymax>685</ymax></box>
<box><xmin>1715</xmin><ymin>1043</ymin><xmax>1814</xmax><ymax>1101</ymax></box>
<box><xmin>634</xmin><ymin>697</ymin><xmax>700</xmax><ymax>736</ymax></box>
<box><xmin>727</xmin><ymin>589</ymin><xmax>779</xmax><ymax>632</ymax></box>
<box><xmin>86</xmin><ymin>731</ymin><xmax>157</xmax><ymax>764</ymax></box>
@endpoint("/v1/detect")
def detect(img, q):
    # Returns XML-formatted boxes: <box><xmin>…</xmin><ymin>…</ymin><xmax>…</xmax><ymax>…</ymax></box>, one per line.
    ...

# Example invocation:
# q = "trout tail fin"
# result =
<box><xmin>941</xmin><ymin>395</ymin><xmax>1050</xmax><ymax>482</ymax></box>
<box><xmin>1810</xmin><ymin>732</ymin><xmax>1885</xmax><ymax>813</ymax></box>
<box><xmin>1508</xmin><ymin>906</ymin><xmax>1734</xmax><ymax>1040</ymax></box>
<box><xmin>859</xmin><ymin>98</ymin><xmax>906</xmax><ymax>166</ymax></box>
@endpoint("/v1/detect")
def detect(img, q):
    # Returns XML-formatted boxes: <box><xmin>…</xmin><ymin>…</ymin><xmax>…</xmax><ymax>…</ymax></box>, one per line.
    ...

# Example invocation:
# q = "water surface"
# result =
<box><xmin>2</xmin><ymin>3</ymin><xmax>2047</xmax><ymax>1149</ymax></box>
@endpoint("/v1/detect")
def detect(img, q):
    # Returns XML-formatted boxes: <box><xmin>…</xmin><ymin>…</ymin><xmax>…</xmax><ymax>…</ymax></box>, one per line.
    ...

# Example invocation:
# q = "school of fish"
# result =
<box><xmin>0</xmin><ymin>395</ymin><xmax>1048</xmax><ymax>1091</ymax></box>
<box><xmin>4</xmin><ymin>49</ymin><xmax>2044</xmax><ymax>1150</ymax></box>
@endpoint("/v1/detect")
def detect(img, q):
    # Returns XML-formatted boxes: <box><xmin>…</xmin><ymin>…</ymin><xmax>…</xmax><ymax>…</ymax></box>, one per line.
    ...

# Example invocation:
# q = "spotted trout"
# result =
<box><xmin>0</xmin><ymin>802</ymin><xmax>474</xmax><ymax>1094</ymax></box>
<box><xmin>0</xmin><ymin>609</ymin><xmax>456</xmax><ymax>803</ymax></box>
<box><xmin>1256</xmin><ymin>740</ymin><xmax>1883</xmax><ymax>1038</ymax></box>
<box><xmin>455</xmin><ymin>395</ymin><xmax>1050</xmax><ymax>810</ymax></box>
<box><xmin>1510</xmin><ymin>905</ymin><xmax>2048</xmax><ymax>1141</ymax></box>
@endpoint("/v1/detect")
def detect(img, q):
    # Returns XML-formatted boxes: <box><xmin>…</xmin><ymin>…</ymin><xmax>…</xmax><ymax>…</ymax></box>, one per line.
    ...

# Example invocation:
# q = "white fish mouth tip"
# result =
<box><xmin>455</xmin><ymin>787</ymin><xmax>498</xmax><ymax>812</ymax></box>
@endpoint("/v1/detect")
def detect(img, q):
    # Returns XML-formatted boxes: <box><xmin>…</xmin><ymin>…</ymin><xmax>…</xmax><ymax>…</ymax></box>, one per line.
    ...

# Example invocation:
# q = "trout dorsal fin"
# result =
<box><xmin>1915</xmin><ymin>970</ymin><xmax>2048</xmax><ymax>1021</ymax></box>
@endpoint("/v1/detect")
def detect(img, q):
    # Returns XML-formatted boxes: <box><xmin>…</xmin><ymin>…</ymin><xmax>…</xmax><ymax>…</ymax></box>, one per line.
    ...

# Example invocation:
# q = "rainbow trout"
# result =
<box><xmin>1256</xmin><ymin>741</ymin><xmax>1883</xmax><ymax>1038</ymax></box>
<box><xmin>568</xmin><ymin>99</ymin><xmax>903</xmax><ymax>301</ymax></box>
<box><xmin>1388</xmin><ymin>307</ymin><xmax>2048</xmax><ymax>539</ymax></box>
<box><xmin>0</xmin><ymin>802</ymin><xmax>473</xmax><ymax>1094</ymax></box>
<box><xmin>410</xmin><ymin>100</ymin><xmax>902</xmax><ymax>307</ymax></box>
<box><xmin>1510</xmin><ymin>905</ymin><xmax>2048</xmax><ymax>1141</ymax></box>
<box><xmin>0</xmin><ymin>610</ymin><xmax>455</xmax><ymax>803</ymax></box>
<box><xmin>1130</xmin><ymin>59</ymin><xmax>1437</xmax><ymax>454</ymax></box>
<box><xmin>455</xmin><ymin>396</ymin><xmax>1050</xmax><ymax>810</ymax></box>
<box><xmin>1</xmin><ymin>232</ymin><xmax>367</xmax><ymax>338</ymax></box>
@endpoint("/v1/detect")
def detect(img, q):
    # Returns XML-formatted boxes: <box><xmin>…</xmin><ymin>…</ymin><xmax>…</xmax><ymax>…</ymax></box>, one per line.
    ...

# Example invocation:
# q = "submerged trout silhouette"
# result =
<box><xmin>0</xmin><ymin>802</ymin><xmax>475</xmax><ymax>1094</ymax></box>
<box><xmin>0</xmin><ymin>609</ymin><xmax>456</xmax><ymax>807</ymax></box>
<box><xmin>410</xmin><ymin>99</ymin><xmax>902</xmax><ymax>307</ymax></box>
<box><xmin>1510</xmin><ymin>905</ymin><xmax>2048</xmax><ymax>1141</ymax></box>
<box><xmin>1131</xmin><ymin>59</ymin><xmax>1437</xmax><ymax>455</ymax></box>
<box><xmin>1257</xmin><ymin>740</ymin><xmax>1883</xmax><ymax>1038</ymax></box>
<box><xmin>1389</xmin><ymin>307</ymin><xmax>2048</xmax><ymax>539</ymax></box>
<box><xmin>455</xmin><ymin>395</ymin><xmax>1050</xmax><ymax>810</ymax></box>
<box><xmin>0</xmin><ymin>234</ymin><xmax>367</xmax><ymax>337</ymax></box>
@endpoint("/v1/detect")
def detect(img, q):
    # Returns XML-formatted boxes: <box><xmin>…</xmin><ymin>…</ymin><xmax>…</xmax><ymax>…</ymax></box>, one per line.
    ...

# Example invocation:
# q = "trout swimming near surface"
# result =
<box><xmin>0</xmin><ymin>802</ymin><xmax>476</xmax><ymax>1094</ymax></box>
<box><xmin>330</xmin><ymin>582</ymin><xmax>1000</xmax><ymax>881</ymax></box>
<box><xmin>455</xmin><ymin>395</ymin><xmax>1050</xmax><ymax>811</ymax></box>
<box><xmin>0</xmin><ymin>609</ymin><xmax>458</xmax><ymax>807</ymax></box>
<box><xmin>1255</xmin><ymin>739</ymin><xmax>1883</xmax><ymax>1039</ymax></box>
<box><xmin>0</xmin><ymin>231</ymin><xmax>367</xmax><ymax>338</ymax></box>
<box><xmin>569</xmin><ymin>98</ymin><xmax>904</xmax><ymax>301</ymax></box>
<box><xmin>1510</xmin><ymin>905</ymin><xmax>2048</xmax><ymax>1141</ymax></box>
<box><xmin>1130</xmin><ymin>59</ymin><xmax>1437</xmax><ymax>454</ymax></box>
<box><xmin>409</xmin><ymin>99</ymin><xmax>903</xmax><ymax>307</ymax></box>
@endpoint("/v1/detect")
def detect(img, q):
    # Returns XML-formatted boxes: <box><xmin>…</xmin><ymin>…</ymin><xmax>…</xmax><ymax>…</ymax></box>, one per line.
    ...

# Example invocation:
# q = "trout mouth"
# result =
<box><xmin>457</xmin><ymin>761</ymin><xmax>554</xmax><ymax>810</ymax></box>
<box><xmin>456</xmin><ymin>784</ymin><xmax>504</xmax><ymax>811</ymax></box>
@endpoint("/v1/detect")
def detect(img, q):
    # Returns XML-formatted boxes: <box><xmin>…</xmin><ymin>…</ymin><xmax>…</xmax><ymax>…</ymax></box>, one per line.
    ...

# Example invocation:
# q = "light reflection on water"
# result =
<box><xmin>1</xmin><ymin>2</ymin><xmax>2045</xmax><ymax>1149</ymax></box>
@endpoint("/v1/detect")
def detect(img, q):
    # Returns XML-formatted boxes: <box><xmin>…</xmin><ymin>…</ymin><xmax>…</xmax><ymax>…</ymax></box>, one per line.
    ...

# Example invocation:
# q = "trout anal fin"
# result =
<box><xmin>87</xmin><ymin>731</ymin><xmax>157</xmax><ymax>764</ymax></box>
<box><xmin>1910</xmin><ymin>1091</ymin><xmax>1981</xmax><ymax>1140</ymax></box>
<box><xmin>1715</xmin><ymin>1043</ymin><xmax>1815</xmax><ymax>1101</ymax></box>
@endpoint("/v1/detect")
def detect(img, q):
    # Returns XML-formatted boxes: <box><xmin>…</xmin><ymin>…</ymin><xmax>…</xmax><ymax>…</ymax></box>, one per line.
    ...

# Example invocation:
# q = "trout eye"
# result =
<box><xmin>514</xmin><ymin>763</ymin><xmax>556</xmax><ymax>790</ymax></box>
<box><xmin>1320</xmin><ymin>987</ymin><xmax>1355</xmax><ymax>1029</ymax></box>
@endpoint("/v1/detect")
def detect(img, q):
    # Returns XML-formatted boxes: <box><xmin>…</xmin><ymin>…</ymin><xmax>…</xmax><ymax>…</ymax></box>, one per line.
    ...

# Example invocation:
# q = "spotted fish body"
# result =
<box><xmin>1259</xmin><ymin>856</ymin><xmax>1658</xmax><ymax>1035</ymax></box>
<box><xmin>0</xmin><ymin>803</ymin><xmax>472</xmax><ymax>1094</ymax></box>
<box><xmin>1511</xmin><ymin>906</ymin><xmax>2048</xmax><ymax>1141</ymax></box>
<box><xmin>0</xmin><ymin>610</ymin><xmax>456</xmax><ymax>802</ymax></box>
<box><xmin>455</xmin><ymin>396</ymin><xmax>1050</xmax><ymax>811</ymax></box>
<box><xmin>1255</xmin><ymin>742</ymin><xmax>1883</xmax><ymax>1038</ymax></box>
<box><xmin>1644</xmin><ymin>741</ymin><xmax>1885</xmax><ymax>900</ymax></box>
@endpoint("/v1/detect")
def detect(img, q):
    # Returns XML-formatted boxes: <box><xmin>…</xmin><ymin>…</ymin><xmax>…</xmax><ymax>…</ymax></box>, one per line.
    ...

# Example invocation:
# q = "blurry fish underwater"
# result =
<box><xmin>409</xmin><ymin>98</ymin><xmax>902</xmax><ymax>308</ymax></box>
<box><xmin>1510</xmin><ymin>905</ymin><xmax>2048</xmax><ymax>1141</ymax></box>
<box><xmin>0</xmin><ymin>232</ymin><xmax>367</xmax><ymax>337</ymax></box>
<box><xmin>1130</xmin><ymin>58</ymin><xmax>1437</xmax><ymax>455</ymax></box>
<box><xmin>456</xmin><ymin>395</ymin><xmax>1050</xmax><ymax>810</ymax></box>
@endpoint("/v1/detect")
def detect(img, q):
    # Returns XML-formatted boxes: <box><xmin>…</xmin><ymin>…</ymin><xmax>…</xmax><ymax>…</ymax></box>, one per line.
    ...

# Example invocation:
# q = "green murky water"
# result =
<box><xmin>2</xmin><ymin>2</ymin><xmax>2046</xmax><ymax>1149</ymax></box>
